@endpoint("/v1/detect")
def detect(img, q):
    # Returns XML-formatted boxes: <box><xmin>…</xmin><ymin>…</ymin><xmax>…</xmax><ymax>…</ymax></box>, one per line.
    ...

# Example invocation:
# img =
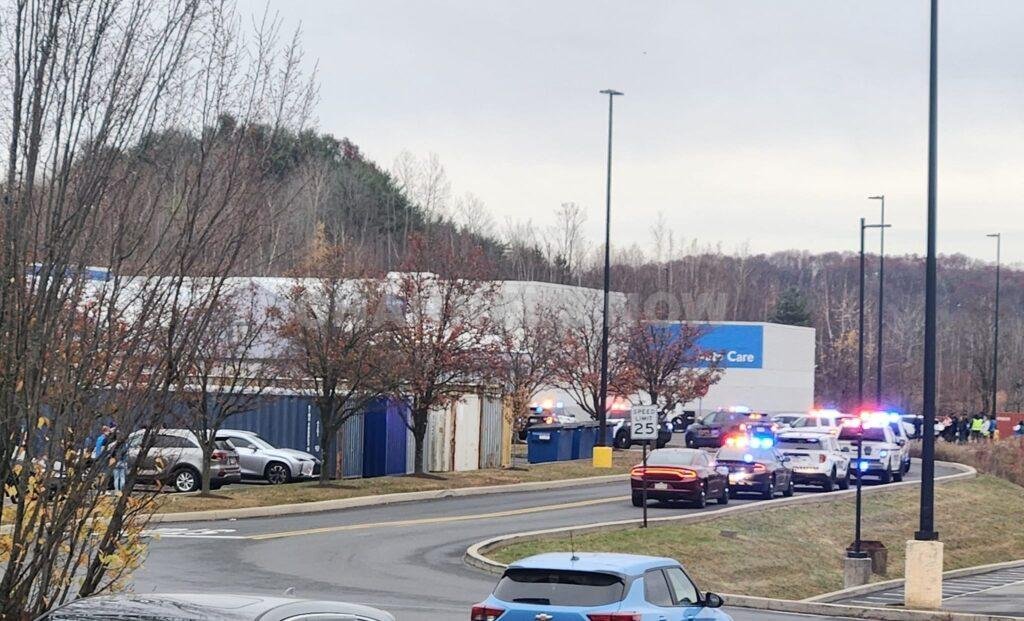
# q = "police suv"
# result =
<box><xmin>776</xmin><ymin>431</ymin><xmax>850</xmax><ymax>492</ymax></box>
<box><xmin>837</xmin><ymin>422</ymin><xmax>904</xmax><ymax>483</ymax></box>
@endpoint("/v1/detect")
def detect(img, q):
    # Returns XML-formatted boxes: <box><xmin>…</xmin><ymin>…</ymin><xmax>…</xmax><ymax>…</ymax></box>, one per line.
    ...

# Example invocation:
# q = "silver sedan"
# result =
<box><xmin>216</xmin><ymin>429</ymin><xmax>321</xmax><ymax>484</ymax></box>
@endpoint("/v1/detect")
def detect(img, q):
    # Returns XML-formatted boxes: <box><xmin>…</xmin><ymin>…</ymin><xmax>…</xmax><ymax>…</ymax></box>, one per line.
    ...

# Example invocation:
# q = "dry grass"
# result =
<box><xmin>155</xmin><ymin>450</ymin><xmax>639</xmax><ymax>514</ymax></box>
<box><xmin>490</xmin><ymin>475</ymin><xmax>1024</xmax><ymax>600</ymax></box>
<box><xmin>920</xmin><ymin>437</ymin><xmax>1024</xmax><ymax>486</ymax></box>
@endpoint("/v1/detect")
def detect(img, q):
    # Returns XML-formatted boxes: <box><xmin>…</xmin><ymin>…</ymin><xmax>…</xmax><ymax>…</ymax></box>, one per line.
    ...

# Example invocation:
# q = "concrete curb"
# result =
<box><xmin>807</xmin><ymin>558</ymin><xmax>1024</xmax><ymax>603</ymax></box>
<box><xmin>718</xmin><ymin>593</ymin><xmax>1022</xmax><ymax>621</ymax></box>
<box><xmin>463</xmin><ymin>460</ymin><xmax>976</xmax><ymax>576</ymax></box>
<box><xmin>149</xmin><ymin>473</ymin><xmax>629</xmax><ymax>524</ymax></box>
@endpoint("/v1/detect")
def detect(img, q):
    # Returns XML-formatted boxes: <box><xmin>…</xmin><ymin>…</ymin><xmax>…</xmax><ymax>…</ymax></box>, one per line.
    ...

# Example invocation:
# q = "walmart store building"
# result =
<box><xmin>680</xmin><ymin>321</ymin><xmax>816</xmax><ymax>416</ymax></box>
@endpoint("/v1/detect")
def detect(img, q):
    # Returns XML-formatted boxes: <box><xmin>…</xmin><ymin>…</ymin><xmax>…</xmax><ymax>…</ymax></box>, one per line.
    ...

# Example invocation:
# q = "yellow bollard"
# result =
<box><xmin>593</xmin><ymin>446</ymin><xmax>613</xmax><ymax>468</ymax></box>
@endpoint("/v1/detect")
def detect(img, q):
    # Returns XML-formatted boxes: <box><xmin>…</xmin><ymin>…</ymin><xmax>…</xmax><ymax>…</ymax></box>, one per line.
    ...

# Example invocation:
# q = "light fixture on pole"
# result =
<box><xmin>594</xmin><ymin>88</ymin><xmax>623</xmax><ymax>462</ymax></box>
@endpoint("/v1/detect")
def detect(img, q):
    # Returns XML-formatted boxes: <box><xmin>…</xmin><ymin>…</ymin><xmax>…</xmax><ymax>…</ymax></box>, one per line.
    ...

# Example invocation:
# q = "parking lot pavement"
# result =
<box><xmin>133</xmin><ymin>459</ymin><xmax>954</xmax><ymax>620</ymax></box>
<box><xmin>837</xmin><ymin>563</ymin><xmax>1024</xmax><ymax>615</ymax></box>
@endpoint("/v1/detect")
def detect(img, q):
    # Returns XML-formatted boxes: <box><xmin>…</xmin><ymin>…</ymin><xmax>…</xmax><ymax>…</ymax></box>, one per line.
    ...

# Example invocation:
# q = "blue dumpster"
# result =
<box><xmin>569</xmin><ymin>422</ymin><xmax>598</xmax><ymax>460</ymax></box>
<box><xmin>527</xmin><ymin>424</ymin><xmax>573</xmax><ymax>464</ymax></box>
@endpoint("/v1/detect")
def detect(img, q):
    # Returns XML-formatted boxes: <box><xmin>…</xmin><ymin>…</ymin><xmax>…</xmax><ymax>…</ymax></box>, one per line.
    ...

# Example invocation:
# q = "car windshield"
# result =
<box><xmin>716</xmin><ymin>447</ymin><xmax>775</xmax><ymax>462</ymax></box>
<box><xmin>778</xmin><ymin>437</ymin><xmax>823</xmax><ymax>449</ymax></box>
<box><xmin>493</xmin><ymin>568</ymin><xmax>625</xmax><ymax>606</ymax></box>
<box><xmin>838</xmin><ymin>426</ymin><xmax>887</xmax><ymax>442</ymax></box>
<box><xmin>647</xmin><ymin>451</ymin><xmax>698</xmax><ymax>467</ymax></box>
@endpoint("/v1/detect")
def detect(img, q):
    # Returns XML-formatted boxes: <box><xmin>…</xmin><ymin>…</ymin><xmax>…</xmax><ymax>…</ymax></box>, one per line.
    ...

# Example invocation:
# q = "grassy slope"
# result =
<box><xmin>491</xmin><ymin>475</ymin><xmax>1024</xmax><ymax>600</ymax></box>
<box><xmin>156</xmin><ymin>451</ymin><xmax>637</xmax><ymax>514</ymax></box>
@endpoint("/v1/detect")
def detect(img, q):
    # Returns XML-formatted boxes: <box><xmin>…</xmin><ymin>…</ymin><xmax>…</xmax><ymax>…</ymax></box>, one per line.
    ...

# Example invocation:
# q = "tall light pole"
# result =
<box><xmin>906</xmin><ymin>0</ymin><xmax>941</xmax><ymax>610</ymax></box>
<box><xmin>987</xmin><ymin>233</ymin><xmax>1001</xmax><ymax>420</ymax></box>
<box><xmin>869</xmin><ymin>195</ymin><xmax>886</xmax><ymax>406</ymax></box>
<box><xmin>596</xmin><ymin>88</ymin><xmax>623</xmax><ymax>449</ymax></box>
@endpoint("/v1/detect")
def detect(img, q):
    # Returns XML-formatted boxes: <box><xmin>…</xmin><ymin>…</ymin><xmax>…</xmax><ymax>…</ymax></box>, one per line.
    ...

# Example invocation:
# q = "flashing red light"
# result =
<box><xmin>470</xmin><ymin>604</ymin><xmax>505</xmax><ymax>621</ymax></box>
<box><xmin>752</xmin><ymin>463</ymin><xmax>767</xmax><ymax>474</ymax></box>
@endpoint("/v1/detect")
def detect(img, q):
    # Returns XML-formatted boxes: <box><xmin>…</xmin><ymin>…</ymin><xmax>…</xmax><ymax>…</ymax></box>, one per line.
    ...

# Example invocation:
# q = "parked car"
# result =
<box><xmin>216</xmin><ymin>429</ymin><xmax>321</xmax><ymax>484</ymax></box>
<box><xmin>518</xmin><ymin>407</ymin><xmax>575</xmax><ymax>441</ymax></box>
<box><xmin>714</xmin><ymin>445</ymin><xmax>794</xmax><ymax>500</ymax></box>
<box><xmin>875</xmin><ymin>414</ymin><xmax>912</xmax><ymax>474</ymax></box>
<box><xmin>837</xmin><ymin>422</ymin><xmax>903</xmax><ymax>483</ymax></box>
<box><xmin>684</xmin><ymin>408</ymin><xmax>772</xmax><ymax>448</ymax></box>
<box><xmin>37</xmin><ymin>593</ymin><xmax>395</xmax><ymax>621</ymax></box>
<box><xmin>630</xmin><ymin>448</ymin><xmax>730</xmax><ymax>508</ymax></box>
<box><xmin>776</xmin><ymin>431</ymin><xmax>850</xmax><ymax>492</ymax></box>
<box><xmin>473</xmin><ymin>552</ymin><xmax>733</xmax><ymax>621</ymax></box>
<box><xmin>770</xmin><ymin>413</ymin><xmax>805</xmax><ymax>430</ymax></box>
<box><xmin>610</xmin><ymin>415</ymin><xmax>673</xmax><ymax>449</ymax></box>
<box><xmin>786</xmin><ymin>410</ymin><xmax>853</xmax><ymax>436</ymax></box>
<box><xmin>126</xmin><ymin>429</ymin><xmax>241</xmax><ymax>493</ymax></box>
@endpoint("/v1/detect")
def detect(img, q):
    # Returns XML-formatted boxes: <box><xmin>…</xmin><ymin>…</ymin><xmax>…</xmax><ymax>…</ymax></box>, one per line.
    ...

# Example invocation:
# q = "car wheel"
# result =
<box><xmin>614</xmin><ymin>431</ymin><xmax>632</xmax><ymax>450</ymax></box>
<box><xmin>838</xmin><ymin>469</ymin><xmax>850</xmax><ymax>490</ymax></box>
<box><xmin>782</xmin><ymin>476</ymin><xmax>794</xmax><ymax>497</ymax></box>
<box><xmin>893</xmin><ymin>466</ymin><xmax>904</xmax><ymax>483</ymax></box>
<box><xmin>631</xmin><ymin>490</ymin><xmax>644</xmax><ymax>507</ymax></box>
<box><xmin>684</xmin><ymin>433</ymin><xmax>695</xmax><ymax>448</ymax></box>
<box><xmin>903</xmin><ymin>459</ymin><xmax>912</xmax><ymax>474</ymax></box>
<box><xmin>761</xmin><ymin>477</ymin><xmax>775</xmax><ymax>500</ymax></box>
<box><xmin>821</xmin><ymin>469</ymin><xmax>836</xmax><ymax>492</ymax></box>
<box><xmin>171</xmin><ymin>467</ymin><xmax>199</xmax><ymax>493</ymax></box>
<box><xmin>718</xmin><ymin>485</ymin><xmax>729</xmax><ymax>505</ymax></box>
<box><xmin>693</xmin><ymin>484</ymin><xmax>707</xmax><ymax>509</ymax></box>
<box><xmin>265</xmin><ymin>462</ymin><xmax>291</xmax><ymax>485</ymax></box>
<box><xmin>879</xmin><ymin>465</ymin><xmax>892</xmax><ymax>484</ymax></box>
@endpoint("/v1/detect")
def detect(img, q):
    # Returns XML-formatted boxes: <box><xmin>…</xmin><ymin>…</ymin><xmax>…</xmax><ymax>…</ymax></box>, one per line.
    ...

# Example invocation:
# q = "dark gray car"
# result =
<box><xmin>37</xmin><ymin>593</ymin><xmax>396</xmax><ymax>621</ymax></box>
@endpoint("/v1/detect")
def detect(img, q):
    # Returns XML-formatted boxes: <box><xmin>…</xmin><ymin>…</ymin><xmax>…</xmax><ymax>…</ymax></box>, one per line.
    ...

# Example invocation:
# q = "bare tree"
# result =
<box><xmin>275</xmin><ymin>233</ymin><xmax>395</xmax><ymax>483</ymax></box>
<box><xmin>0</xmin><ymin>1</ymin><xmax>313</xmax><ymax>615</ymax></box>
<box><xmin>179</xmin><ymin>283</ymin><xmax>274</xmax><ymax>495</ymax></box>
<box><xmin>389</xmin><ymin>237</ymin><xmax>500</xmax><ymax>474</ymax></box>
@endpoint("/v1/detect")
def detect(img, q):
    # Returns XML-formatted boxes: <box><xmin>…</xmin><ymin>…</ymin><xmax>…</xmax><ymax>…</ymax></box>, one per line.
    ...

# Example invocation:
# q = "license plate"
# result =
<box><xmin>653</xmin><ymin>482</ymin><xmax>668</xmax><ymax>490</ymax></box>
<box><xmin>728</xmin><ymin>473</ymin><xmax>745</xmax><ymax>484</ymax></box>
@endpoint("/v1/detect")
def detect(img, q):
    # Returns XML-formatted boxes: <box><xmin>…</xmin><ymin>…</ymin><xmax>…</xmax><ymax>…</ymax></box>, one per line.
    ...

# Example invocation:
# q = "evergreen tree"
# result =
<box><xmin>770</xmin><ymin>286</ymin><xmax>812</xmax><ymax>326</ymax></box>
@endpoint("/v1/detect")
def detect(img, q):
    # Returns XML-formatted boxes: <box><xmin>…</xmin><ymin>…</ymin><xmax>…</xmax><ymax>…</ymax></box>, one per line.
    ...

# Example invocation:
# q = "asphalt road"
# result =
<box><xmin>132</xmin><ymin>457</ymin><xmax>958</xmax><ymax>621</ymax></box>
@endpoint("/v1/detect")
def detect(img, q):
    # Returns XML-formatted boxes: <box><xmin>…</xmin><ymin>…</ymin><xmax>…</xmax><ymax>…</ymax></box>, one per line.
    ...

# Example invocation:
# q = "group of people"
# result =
<box><xmin>91</xmin><ymin>425</ymin><xmax>130</xmax><ymax>494</ymax></box>
<box><xmin>939</xmin><ymin>413</ymin><xmax>1018</xmax><ymax>443</ymax></box>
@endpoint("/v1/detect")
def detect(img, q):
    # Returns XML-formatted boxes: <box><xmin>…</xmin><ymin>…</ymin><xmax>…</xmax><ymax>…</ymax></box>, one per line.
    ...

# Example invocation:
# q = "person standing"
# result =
<box><xmin>960</xmin><ymin>416</ymin><xmax>972</xmax><ymax>444</ymax></box>
<box><xmin>970</xmin><ymin>414</ymin><xmax>984</xmax><ymax>442</ymax></box>
<box><xmin>110</xmin><ymin>436</ymin><xmax>129</xmax><ymax>495</ymax></box>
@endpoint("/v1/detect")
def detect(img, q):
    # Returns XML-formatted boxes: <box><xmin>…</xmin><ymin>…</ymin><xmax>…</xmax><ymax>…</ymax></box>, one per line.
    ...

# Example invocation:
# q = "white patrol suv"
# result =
<box><xmin>776</xmin><ymin>431</ymin><xmax>850</xmax><ymax>492</ymax></box>
<box><xmin>837</xmin><ymin>423</ymin><xmax>904</xmax><ymax>483</ymax></box>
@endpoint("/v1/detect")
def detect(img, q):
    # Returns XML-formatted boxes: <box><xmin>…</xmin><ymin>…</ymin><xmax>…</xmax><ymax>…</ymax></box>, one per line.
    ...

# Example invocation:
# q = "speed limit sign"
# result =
<box><xmin>630</xmin><ymin>405</ymin><xmax>660</xmax><ymax>440</ymax></box>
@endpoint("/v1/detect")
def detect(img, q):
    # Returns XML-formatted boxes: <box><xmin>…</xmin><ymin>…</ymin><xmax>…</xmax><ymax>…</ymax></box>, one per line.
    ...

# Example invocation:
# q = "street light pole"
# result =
<box><xmin>596</xmin><ymin>88</ymin><xmax>623</xmax><ymax>448</ymax></box>
<box><xmin>917</xmin><ymin>0</ymin><xmax>939</xmax><ymax>545</ymax></box>
<box><xmin>987</xmin><ymin>233</ymin><xmax>1001</xmax><ymax>420</ymax></box>
<box><xmin>869</xmin><ymin>195</ymin><xmax>886</xmax><ymax>406</ymax></box>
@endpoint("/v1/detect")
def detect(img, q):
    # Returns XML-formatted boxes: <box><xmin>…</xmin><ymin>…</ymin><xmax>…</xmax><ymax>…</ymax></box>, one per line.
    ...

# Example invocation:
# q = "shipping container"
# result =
<box><xmin>340</xmin><ymin>414</ymin><xmax>364</xmax><ymax>478</ymax></box>
<box><xmin>362</xmin><ymin>398</ymin><xmax>410</xmax><ymax>477</ymax></box>
<box><xmin>453</xmin><ymin>395</ymin><xmax>481</xmax><ymax>472</ymax></box>
<box><xmin>479</xmin><ymin>394</ymin><xmax>504</xmax><ymax>469</ymax></box>
<box><xmin>427</xmin><ymin>404</ymin><xmax>453</xmax><ymax>472</ymax></box>
<box><xmin>222</xmin><ymin>395</ymin><xmax>314</xmax><ymax>452</ymax></box>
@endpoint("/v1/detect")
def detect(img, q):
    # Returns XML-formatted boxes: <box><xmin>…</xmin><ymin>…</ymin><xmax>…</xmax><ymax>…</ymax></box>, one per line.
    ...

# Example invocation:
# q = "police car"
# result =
<box><xmin>776</xmin><ymin>431</ymin><xmax>850</xmax><ymax>492</ymax></box>
<box><xmin>868</xmin><ymin>412</ymin><xmax>912</xmax><ymax>474</ymax></box>
<box><xmin>609</xmin><ymin>415</ymin><xmax>673</xmax><ymax>449</ymax></box>
<box><xmin>837</xmin><ymin>421</ymin><xmax>904</xmax><ymax>483</ymax></box>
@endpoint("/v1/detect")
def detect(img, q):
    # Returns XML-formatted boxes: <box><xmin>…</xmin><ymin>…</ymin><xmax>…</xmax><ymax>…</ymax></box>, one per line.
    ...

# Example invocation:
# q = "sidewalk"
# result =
<box><xmin>829</xmin><ymin>561</ymin><xmax>1024</xmax><ymax>617</ymax></box>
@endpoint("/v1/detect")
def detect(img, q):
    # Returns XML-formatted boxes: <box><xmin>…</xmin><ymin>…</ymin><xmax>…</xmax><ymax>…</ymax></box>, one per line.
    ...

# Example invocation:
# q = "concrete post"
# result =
<box><xmin>843</xmin><ymin>556</ymin><xmax>872</xmax><ymax>589</ymax></box>
<box><xmin>905</xmin><ymin>540</ymin><xmax>944</xmax><ymax>609</ymax></box>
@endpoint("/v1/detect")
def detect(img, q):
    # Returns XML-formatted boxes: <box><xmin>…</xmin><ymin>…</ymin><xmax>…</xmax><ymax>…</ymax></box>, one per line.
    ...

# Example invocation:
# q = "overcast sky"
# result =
<box><xmin>243</xmin><ymin>1</ymin><xmax>1024</xmax><ymax>265</ymax></box>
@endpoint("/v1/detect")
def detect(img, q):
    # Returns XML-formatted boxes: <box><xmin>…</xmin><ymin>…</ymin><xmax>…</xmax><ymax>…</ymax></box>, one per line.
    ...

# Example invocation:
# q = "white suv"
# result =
<box><xmin>837</xmin><ymin>423</ymin><xmax>903</xmax><ymax>483</ymax></box>
<box><xmin>788</xmin><ymin>411</ymin><xmax>854</xmax><ymax>436</ymax></box>
<box><xmin>777</xmin><ymin>431</ymin><xmax>850</xmax><ymax>492</ymax></box>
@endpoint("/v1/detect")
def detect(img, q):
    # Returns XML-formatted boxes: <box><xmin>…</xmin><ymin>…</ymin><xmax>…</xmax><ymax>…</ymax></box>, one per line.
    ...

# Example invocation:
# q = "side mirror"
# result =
<box><xmin>897</xmin><ymin>439</ymin><xmax>907</xmax><ymax>447</ymax></box>
<box><xmin>251</xmin><ymin>447</ymin><xmax>259</xmax><ymax>453</ymax></box>
<box><xmin>704</xmin><ymin>592</ymin><xmax>724</xmax><ymax>608</ymax></box>
<box><xmin>716</xmin><ymin>466</ymin><xmax>729</xmax><ymax>476</ymax></box>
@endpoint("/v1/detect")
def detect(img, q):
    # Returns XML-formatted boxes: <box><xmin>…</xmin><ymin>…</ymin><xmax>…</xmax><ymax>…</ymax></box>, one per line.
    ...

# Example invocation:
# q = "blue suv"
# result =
<box><xmin>472</xmin><ymin>552</ymin><xmax>733</xmax><ymax>621</ymax></box>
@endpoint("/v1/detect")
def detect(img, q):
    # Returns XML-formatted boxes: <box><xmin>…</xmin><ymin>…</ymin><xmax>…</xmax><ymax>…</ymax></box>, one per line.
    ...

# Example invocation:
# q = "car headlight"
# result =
<box><xmin>878</xmin><ymin>450</ymin><xmax>888</xmax><ymax>458</ymax></box>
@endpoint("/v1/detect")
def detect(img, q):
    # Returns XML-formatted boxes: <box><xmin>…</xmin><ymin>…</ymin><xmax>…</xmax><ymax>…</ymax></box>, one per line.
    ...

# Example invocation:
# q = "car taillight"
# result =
<box><xmin>819</xmin><ymin>454</ymin><xmax>828</xmax><ymax>463</ymax></box>
<box><xmin>588</xmin><ymin>614</ymin><xmax>641</xmax><ymax>621</ymax></box>
<box><xmin>631</xmin><ymin>466</ymin><xmax>697</xmax><ymax>481</ymax></box>
<box><xmin>752</xmin><ymin>463</ymin><xmax>767</xmax><ymax>473</ymax></box>
<box><xmin>211</xmin><ymin>450</ymin><xmax>228</xmax><ymax>462</ymax></box>
<box><xmin>470</xmin><ymin>604</ymin><xmax>504</xmax><ymax>620</ymax></box>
